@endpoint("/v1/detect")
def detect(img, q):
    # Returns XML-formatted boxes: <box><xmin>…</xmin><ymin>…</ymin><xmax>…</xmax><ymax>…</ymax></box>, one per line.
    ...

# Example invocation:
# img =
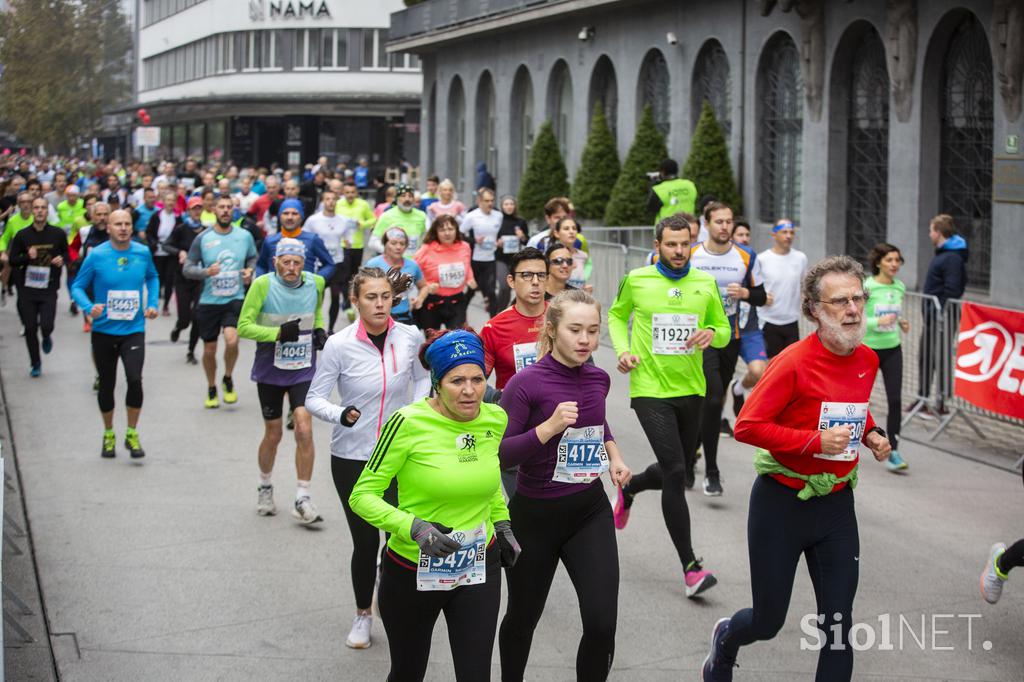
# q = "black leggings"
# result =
<box><xmin>763</xmin><ymin>321</ymin><xmax>800</xmax><ymax>359</ymax></box>
<box><xmin>700</xmin><ymin>340</ymin><xmax>741</xmax><ymax>478</ymax></box>
<box><xmin>326</xmin><ymin>265</ymin><xmax>347</xmax><ymax>332</ymax></box>
<box><xmin>16</xmin><ymin>293</ymin><xmax>56</xmax><ymax>367</ymax></box>
<box><xmin>499</xmin><ymin>483</ymin><xmax>618</xmax><ymax>681</ymax></box>
<box><xmin>872</xmin><ymin>346</ymin><xmax>902</xmax><ymax>447</ymax></box>
<box><xmin>173</xmin><ymin>274</ymin><xmax>201</xmax><ymax>352</ymax></box>
<box><xmin>153</xmin><ymin>255</ymin><xmax>176</xmax><ymax>310</ymax></box>
<box><xmin>417</xmin><ymin>293</ymin><xmax>467</xmax><ymax>331</ymax></box>
<box><xmin>724</xmin><ymin>476</ymin><xmax>859</xmax><ymax>681</ymax></box>
<box><xmin>338</xmin><ymin>248</ymin><xmax>363</xmax><ymax>314</ymax></box>
<box><xmin>999</xmin><ymin>539</ymin><xmax>1024</xmax><ymax>575</ymax></box>
<box><xmin>330</xmin><ymin>457</ymin><xmax>396</xmax><ymax>610</ymax></box>
<box><xmin>622</xmin><ymin>395</ymin><xmax>701</xmax><ymax>569</ymax></box>
<box><xmin>378</xmin><ymin>546</ymin><xmax>500</xmax><ymax>681</ymax></box>
<box><xmin>92</xmin><ymin>331</ymin><xmax>145</xmax><ymax>413</ymax></box>
<box><xmin>468</xmin><ymin>260</ymin><xmax>498</xmax><ymax>317</ymax></box>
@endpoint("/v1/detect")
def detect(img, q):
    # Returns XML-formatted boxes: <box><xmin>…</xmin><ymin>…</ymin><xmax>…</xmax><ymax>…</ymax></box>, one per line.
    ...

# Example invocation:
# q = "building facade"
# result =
<box><xmin>125</xmin><ymin>0</ymin><xmax>422</xmax><ymax>171</ymax></box>
<box><xmin>388</xmin><ymin>0</ymin><xmax>1024</xmax><ymax>306</ymax></box>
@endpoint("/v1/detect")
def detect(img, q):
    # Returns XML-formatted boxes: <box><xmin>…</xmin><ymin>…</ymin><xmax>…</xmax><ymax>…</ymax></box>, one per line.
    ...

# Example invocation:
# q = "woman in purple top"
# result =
<box><xmin>497</xmin><ymin>289</ymin><xmax>631</xmax><ymax>682</ymax></box>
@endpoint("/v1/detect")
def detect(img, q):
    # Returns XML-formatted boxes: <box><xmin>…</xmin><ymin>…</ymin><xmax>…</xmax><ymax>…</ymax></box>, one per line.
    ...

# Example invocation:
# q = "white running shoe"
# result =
<box><xmin>346</xmin><ymin>614</ymin><xmax>373</xmax><ymax>649</ymax></box>
<box><xmin>981</xmin><ymin>542</ymin><xmax>1008</xmax><ymax>604</ymax></box>
<box><xmin>257</xmin><ymin>485</ymin><xmax>276</xmax><ymax>516</ymax></box>
<box><xmin>292</xmin><ymin>496</ymin><xmax>324</xmax><ymax>525</ymax></box>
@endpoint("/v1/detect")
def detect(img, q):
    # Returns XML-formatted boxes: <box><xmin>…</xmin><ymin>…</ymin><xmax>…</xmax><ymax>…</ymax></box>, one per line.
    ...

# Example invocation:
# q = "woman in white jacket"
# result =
<box><xmin>306</xmin><ymin>266</ymin><xmax>431</xmax><ymax>650</ymax></box>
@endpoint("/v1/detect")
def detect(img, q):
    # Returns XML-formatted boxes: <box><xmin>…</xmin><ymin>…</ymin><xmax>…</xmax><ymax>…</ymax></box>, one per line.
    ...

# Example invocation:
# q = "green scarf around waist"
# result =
<box><xmin>754</xmin><ymin>448</ymin><xmax>858</xmax><ymax>500</ymax></box>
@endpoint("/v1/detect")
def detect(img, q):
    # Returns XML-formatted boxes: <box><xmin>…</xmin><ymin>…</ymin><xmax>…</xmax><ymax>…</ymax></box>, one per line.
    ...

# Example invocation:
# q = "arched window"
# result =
<box><xmin>447</xmin><ymin>77</ymin><xmax>466</xmax><ymax>191</ymax></box>
<box><xmin>691</xmin><ymin>40</ymin><xmax>731</xmax><ymax>140</ymax></box>
<box><xmin>547</xmin><ymin>60</ymin><xmax>573</xmax><ymax>161</ymax></box>
<box><xmin>588</xmin><ymin>55</ymin><xmax>618</xmax><ymax>138</ymax></box>
<box><xmin>940</xmin><ymin>14</ymin><xmax>993</xmax><ymax>289</ymax></box>
<box><xmin>510</xmin><ymin>66</ymin><xmax>534</xmax><ymax>192</ymax></box>
<box><xmin>475</xmin><ymin>71</ymin><xmax>497</xmax><ymax>180</ymax></box>
<box><xmin>426</xmin><ymin>83</ymin><xmax>436</xmax><ymax>175</ymax></box>
<box><xmin>757</xmin><ymin>33</ymin><xmax>803</xmax><ymax>222</ymax></box>
<box><xmin>637</xmin><ymin>49</ymin><xmax>670</xmax><ymax>136</ymax></box>
<box><xmin>845</xmin><ymin>29</ymin><xmax>890</xmax><ymax>261</ymax></box>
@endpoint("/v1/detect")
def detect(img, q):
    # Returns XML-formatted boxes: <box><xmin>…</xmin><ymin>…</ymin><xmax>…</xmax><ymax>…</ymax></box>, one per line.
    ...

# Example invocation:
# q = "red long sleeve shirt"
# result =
<box><xmin>734</xmin><ymin>332</ymin><xmax>878</xmax><ymax>493</ymax></box>
<box><xmin>481</xmin><ymin>304</ymin><xmax>546</xmax><ymax>389</ymax></box>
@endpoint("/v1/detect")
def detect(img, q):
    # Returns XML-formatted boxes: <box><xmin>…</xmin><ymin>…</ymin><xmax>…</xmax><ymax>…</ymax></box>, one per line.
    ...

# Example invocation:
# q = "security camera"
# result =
<box><xmin>578</xmin><ymin>26</ymin><xmax>594</xmax><ymax>41</ymax></box>
<box><xmin>666</xmin><ymin>32</ymin><xmax>679</xmax><ymax>45</ymax></box>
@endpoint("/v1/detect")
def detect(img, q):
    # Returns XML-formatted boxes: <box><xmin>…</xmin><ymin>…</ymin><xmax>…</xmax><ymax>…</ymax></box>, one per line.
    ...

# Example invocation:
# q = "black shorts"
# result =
<box><xmin>257</xmin><ymin>381</ymin><xmax>311</xmax><ymax>421</ymax></box>
<box><xmin>196</xmin><ymin>300</ymin><xmax>243</xmax><ymax>342</ymax></box>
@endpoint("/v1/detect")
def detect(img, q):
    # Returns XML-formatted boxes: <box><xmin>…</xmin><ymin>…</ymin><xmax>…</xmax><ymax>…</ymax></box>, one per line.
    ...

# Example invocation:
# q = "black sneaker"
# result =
<box><xmin>170</xmin><ymin>325</ymin><xmax>181</xmax><ymax>343</ymax></box>
<box><xmin>703</xmin><ymin>475</ymin><xmax>724</xmax><ymax>497</ymax></box>
<box><xmin>70</xmin><ymin>301</ymin><xmax>78</xmax><ymax>315</ymax></box>
<box><xmin>124</xmin><ymin>431</ymin><xmax>145</xmax><ymax>459</ymax></box>
<box><xmin>186</xmin><ymin>352</ymin><xmax>198</xmax><ymax>365</ymax></box>
<box><xmin>730</xmin><ymin>379</ymin><xmax>745</xmax><ymax>418</ymax></box>
<box><xmin>720</xmin><ymin>418</ymin><xmax>734</xmax><ymax>438</ymax></box>
<box><xmin>701</xmin><ymin>617</ymin><xmax>736</xmax><ymax>681</ymax></box>
<box><xmin>101</xmin><ymin>432</ymin><xmax>116</xmax><ymax>458</ymax></box>
<box><xmin>685</xmin><ymin>467</ymin><xmax>696</xmax><ymax>490</ymax></box>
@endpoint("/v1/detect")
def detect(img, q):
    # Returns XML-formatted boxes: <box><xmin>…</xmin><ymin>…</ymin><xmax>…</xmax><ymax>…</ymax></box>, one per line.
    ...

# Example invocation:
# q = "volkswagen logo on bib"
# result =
<box><xmin>845</xmin><ymin>404</ymin><xmax>856</xmax><ymax>417</ymax></box>
<box><xmin>452</xmin><ymin>532</ymin><xmax>465</xmax><ymax>544</ymax></box>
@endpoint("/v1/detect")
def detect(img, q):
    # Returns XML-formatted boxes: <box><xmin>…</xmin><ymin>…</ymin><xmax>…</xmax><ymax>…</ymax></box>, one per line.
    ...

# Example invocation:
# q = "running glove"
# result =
<box><xmin>493</xmin><ymin>520</ymin><xmax>521</xmax><ymax>567</ymax></box>
<box><xmin>313</xmin><ymin>327</ymin><xmax>328</xmax><ymax>351</ymax></box>
<box><xmin>279</xmin><ymin>319</ymin><xmax>300</xmax><ymax>343</ymax></box>
<box><xmin>410</xmin><ymin>518</ymin><xmax>460</xmax><ymax>558</ymax></box>
<box><xmin>340</xmin><ymin>405</ymin><xmax>360</xmax><ymax>427</ymax></box>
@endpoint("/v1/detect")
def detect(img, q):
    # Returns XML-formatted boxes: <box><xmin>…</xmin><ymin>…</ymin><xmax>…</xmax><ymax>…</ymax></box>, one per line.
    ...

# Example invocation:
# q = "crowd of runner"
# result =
<box><xmin>0</xmin><ymin>152</ymin><xmax>1019</xmax><ymax>681</ymax></box>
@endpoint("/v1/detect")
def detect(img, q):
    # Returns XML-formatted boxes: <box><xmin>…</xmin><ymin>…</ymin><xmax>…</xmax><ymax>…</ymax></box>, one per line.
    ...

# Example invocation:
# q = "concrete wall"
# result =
<box><xmin>410</xmin><ymin>0</ymin><xmax>1022</xmax><ymax>306</ymax></box>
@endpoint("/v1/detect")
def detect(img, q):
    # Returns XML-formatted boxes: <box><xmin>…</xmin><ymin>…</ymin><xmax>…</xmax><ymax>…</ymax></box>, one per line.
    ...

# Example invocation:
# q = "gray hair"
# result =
<box><xmin>801</xmin><ymin>255</ymin><xmax>865</xmax><ymax>321</ymax></box>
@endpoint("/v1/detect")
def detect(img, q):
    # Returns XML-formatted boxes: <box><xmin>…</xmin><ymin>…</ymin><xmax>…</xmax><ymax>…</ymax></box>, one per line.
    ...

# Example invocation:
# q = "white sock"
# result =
<box><xmin>296</xmin><ymin>481</ymin><xmax>311</xmax><ymax>501</ymax></box>
<box><xmin>259</xmin><ymin>472</ymin><xmax>272</xmax><ymax>487</ymax></box>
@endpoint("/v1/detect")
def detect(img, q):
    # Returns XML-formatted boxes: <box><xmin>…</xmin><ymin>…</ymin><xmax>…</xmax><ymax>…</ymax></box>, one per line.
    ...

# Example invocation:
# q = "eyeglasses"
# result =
<box><xmin>818</xmin><ymin>294</ymin><xmax>869</xmax><ymax>308</ymax></box>
<box><xmin>549</xmin><ymin>257</ymin><xmax>572</xmax><ymax>266</ymax></box>
<box><xmin>514</xmin><ymin>271</ymin><xmax>548</xmax><ymax>282</ymax></box>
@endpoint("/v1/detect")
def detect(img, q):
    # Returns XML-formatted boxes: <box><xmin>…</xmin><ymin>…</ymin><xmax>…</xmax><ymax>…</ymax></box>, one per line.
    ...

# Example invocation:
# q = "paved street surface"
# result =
<box><xmin>0</xmin><ymin>293</ymin><xmax>1021</xmax><ymax>681</ymax></box>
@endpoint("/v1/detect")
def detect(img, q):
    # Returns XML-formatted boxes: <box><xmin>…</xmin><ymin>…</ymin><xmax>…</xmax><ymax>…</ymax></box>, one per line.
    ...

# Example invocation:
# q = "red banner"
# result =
<box><xmin>954</xmin><ymin>301</ymin><xmax>1024</xmax><ymax>419</ymax></box>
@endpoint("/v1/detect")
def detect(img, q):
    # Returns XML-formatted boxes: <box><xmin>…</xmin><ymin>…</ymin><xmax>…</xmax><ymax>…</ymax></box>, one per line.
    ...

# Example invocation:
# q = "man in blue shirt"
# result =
<box><xmin>255</xmin><ymin>199</ymin><xmax>335</xmax><ymax>281</ymax></box>
<box><xmin>183</xmin><ymin>195</ymin><xmax>259</xmax><ymax>409</ymax></box>
<box><xmin>71</xmin><ymin>208</ymin><xmax>160</xmax><ymax>459</ymax></box>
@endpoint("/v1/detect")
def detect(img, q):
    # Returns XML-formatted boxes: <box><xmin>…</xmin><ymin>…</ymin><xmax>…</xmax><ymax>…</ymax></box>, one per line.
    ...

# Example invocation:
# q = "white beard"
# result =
<box><xmin>817</xmin><ymin>314</ymin><xmax>866</xmax><ymax>354</ymax></box>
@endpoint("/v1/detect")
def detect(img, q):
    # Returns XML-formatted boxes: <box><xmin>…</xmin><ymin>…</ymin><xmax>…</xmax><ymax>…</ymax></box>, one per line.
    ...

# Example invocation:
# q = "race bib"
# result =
<box><xmin>25</xmin><ymin>265</ymin><xmax>50</xmax><ymax>289</ymax></box>
<box><xmin>738</xmin><ymin>301</ymin><xmax>751</xmax><ymax>330</ymax></box>
<box><xmin>815</xmin><ymin>402</ymin><xmax>868</xmax><ymax>462</ymax></box>
<box><xmin>106</xmin><ymin>289</ymin><xmax>140</xmax><ymax>321</ymax></box>
<box><xmin>407</xmin><ymin>234</ymin><xmax>420</xmax><ymax>253</ymax></box>
<box><xmin>553</xmin><ymin>426</ymin><xmax>608</xmax><ymax>483</ymax></box>
<box><xmin>438</xmin><ymin>262</ymin><xmax>466</xmax><ymax>289</ymax></box>
<box><xmin>478</xmin><ymin>236</ymin><xmax>497</xmax><ymax>257</ymax></box>
<box><xmin>274</xmin><ymin>332</ymin><xmax>313</xmax><ymax>370</ymax></box>
<box><xmin>211</xmin><ymin>270</ymin><xmax>240</xmax><ymax>298</ymax></box>
<box><xmin>513</xmin><ymin>342</ymin><xmax>538</xmax><ymax>373</ymax></box>
<box><xmin>502</xmin><ymin>235</ymin><xmax>521</xmax><ymax>254</ymax></box>
<box><xmin>652</xmin><ymin>313</ymin><xmax>697</xmax><ymax>355</ymax></box>
<box><xmin>416</xmin><ymin>522</ymin><xmax>487</xmax><ymax>592</ymax></box>
<box><xmin>718</xmin><ymin>286</ymin><xmax>738</xmax><ymax>316</ymax></box>
<box><xmin>875</xmin><ymin>304</ymin><xmax>901</xmax><ymax>333</ymax></box>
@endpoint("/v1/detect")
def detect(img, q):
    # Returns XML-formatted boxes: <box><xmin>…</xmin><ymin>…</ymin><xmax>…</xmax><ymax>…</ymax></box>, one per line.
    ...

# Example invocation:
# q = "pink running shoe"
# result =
<box><xmin>613</xmin><ymin>484</ymin><xmax>631</xmax><ymax>530</ymax></box>
<box><xmin>685</xmin><ymin>560</ymin><xmax>718</xmax><ymax>598</ymax></box>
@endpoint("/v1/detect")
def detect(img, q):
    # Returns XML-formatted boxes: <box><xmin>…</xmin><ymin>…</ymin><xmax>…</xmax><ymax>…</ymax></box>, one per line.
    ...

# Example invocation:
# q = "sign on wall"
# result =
<box><xmin>134</xmin><ymin>126</ymin><xmax>161</xmax><ymax>147</ymax></box>
<box><xmin>249</xmin><ymin>0</ymin><xmax>331</xmax><ymax>21</ymax></box>
<box><xmin>993</xmin><ymin>156</ymin><xmax>1024</xmax><ymax>203</ymax></box>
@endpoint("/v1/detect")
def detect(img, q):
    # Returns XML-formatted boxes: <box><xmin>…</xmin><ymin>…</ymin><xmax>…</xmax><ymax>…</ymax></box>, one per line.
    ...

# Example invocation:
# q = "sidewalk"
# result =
<box><xmin>0</xmin><ymin>295</ymin><xmax>1021</xmax><ymax>680</ymax></box>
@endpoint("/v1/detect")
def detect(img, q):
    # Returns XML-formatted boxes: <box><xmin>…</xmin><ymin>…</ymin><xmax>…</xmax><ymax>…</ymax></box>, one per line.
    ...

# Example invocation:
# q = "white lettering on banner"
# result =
<box><xmin>996</xmin><ymin>333</ymin><xmax>1024</xmax><ymax>394</ymax></box>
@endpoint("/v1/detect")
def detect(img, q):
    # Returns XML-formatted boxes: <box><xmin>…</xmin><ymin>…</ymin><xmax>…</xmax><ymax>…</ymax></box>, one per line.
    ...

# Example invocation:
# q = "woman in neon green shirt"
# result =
<box><xmin>349</xmin><ymin>328</ymin><xmax>521</xmax><ymax>680</ymax></box>
<box><xmin>864</xmin><ymin>243</ymin><xmax>911</xmax><ymax>472</ymax></box>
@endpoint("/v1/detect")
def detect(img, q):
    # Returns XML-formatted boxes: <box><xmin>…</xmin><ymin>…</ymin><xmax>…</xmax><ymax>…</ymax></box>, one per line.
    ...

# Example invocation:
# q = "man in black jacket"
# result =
<box><xmin>918</xmin><ymin>213</ymin><xmax>968</xmax><ymax>414</ymax></box>
<box><xmin>8</xmin><ymin>197</ymin><xmax>68</xmax><ymax>376</ymax></box>
<box><xmin>164</xmin><ymin>197</ymin><xmax>206</xmax><ymax>364</ymax></box>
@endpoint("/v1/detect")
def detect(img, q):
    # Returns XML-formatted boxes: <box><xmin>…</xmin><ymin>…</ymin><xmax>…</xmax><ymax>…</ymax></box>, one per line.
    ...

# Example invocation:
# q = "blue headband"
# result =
<box><xmin>279</xmin><ymin>198</ymin><xmax>305</xmax><ymax>220</ymax></box>
<box><xmin>424</xmin><ymin>330</ymin><xmax>485</xmax><ymax>386</ymax></box>
<box><xmin>772</xmin><ymin>221</ymin><xmax>795</xmax><ymax>233</ymax></box>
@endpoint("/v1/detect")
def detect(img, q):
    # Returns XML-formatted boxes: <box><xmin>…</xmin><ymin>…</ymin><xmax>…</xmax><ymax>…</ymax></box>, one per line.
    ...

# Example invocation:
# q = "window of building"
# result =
<box><xmin>638</xmin><ymin>49</ymin><xmax>670</xmax><ymax>137</ymax></box>
<box><xmin>187</xmin><ymin>123</ymin><xmax>205</xmax><ymax>161</ymax></box>
<box><xmin>207</xmin><ymin>121</ymin><xmax>225</xmax><ymax>162</ymax></box>
<box><xmin>392</xmin><ymin>53</ymin><xmax>420</xmax><ymax>72</ymax></box>
<box><xmin>143</xmin><ymin>0</ymin><xmax>206</xmax><ymax>28</ymax></box>
<box><xmin>757</xmin><ymin>33</ymin><xmax>803</xmax><ymax>223</ymax></box>
<box><xmin>510</xmin><ymin>67</ymin><xmax>534</xmax><ymax>191</ymax></box>
<box><xmin>547</xmin><ymin>61</ymin><xmax>573</xmax><ymax>162</ymax></box>
<box><xmin>362</xmin><ymin>29</ymin><xmax>389</xmax><ymax>70</ymax></box>
<box><xmin>322</xmin><ymin>29</ymin><xmax>348</xmax><ymax>69</ymax></box>
<box><xmin>294</xmin><ymin>29</ymin><xmax>320</xmax><ymax>69</ymax></box>
<box><xmin>691</xmin><ymin>40</ymin><xmax>731</xmax><ymax>141</ymax></box>
<box><xmin>244</xmin><ymin>31</ymin><xmax>263</xmax><ymax>71</ymax></box>
<box><xmin>448</xmin><ymin>77</ymin><xmax>466</xmax><ymax>190</ymax></box>
<box><xmin>588</xmin><ymin>55</ymin><xmax>618</xmax><ymax>139</ymax></box>
<box><xmin>476</xmin><ymin>72</ymin><xmax>498</xmax><ymax>177</ymax></box>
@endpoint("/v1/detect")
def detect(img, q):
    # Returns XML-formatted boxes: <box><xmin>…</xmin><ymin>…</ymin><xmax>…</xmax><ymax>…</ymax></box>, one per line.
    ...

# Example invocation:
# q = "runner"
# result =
<box><xmin>70</xmin><ymin>209</ymin><xmax>160</xmax><ymax>459</ymax></box>
<box><xmin>460</xmin><ymin>188</ymin><xmax>503</xmax><ymax>317</ymax></box>
<box><xmin>183</xmin><ymin>195</ymin><xmax>259</xmax><ymax>408</ymax></box>
<box><xmin>701</xmin><ymin>255</ymin><xmax>892</xmax><ymax>682</ymax></box>
<box><xmin>363</xmin><ymin>228</ymin><xmax>433</xmax><ymax>325</ymax></box>
<box><xmin>607</xmin><ymin>213</ymin><xmax>729</xmax><ymax>598</ymax></box>
<box><xmin>425</xmin><ymin>179</ymin><xmax>466</xmax><ymax>224</ymax></box>
<box><xmin>545</xmin><ymin>216</ymin><xmax>592</xmax><ymax>293</ymax></box>
<box><xmin>414</xmin><ymin>215</ymin><xmax>477</xmax><ymax>330</ymax></box>
<box><xmin>0</xmin><ymin>192</ymin><xmax>34</xmax><ymax>301</ymax></box>
<box><xmin>304</xmin><ymin>189</ymin><xmax>354</xmax><ymax>332</ymax></box>
<box><xmin>165</xmin><ymin>198</ymin><xmax>205</xmax><ymax>364</ymax></box>
<box><xmin>255</xmin><ymin>199</ymin><xmax>336</xmax><ymax>281</ymax></box>
<box><xmin>334</xmin><ymin>180</ymin><xmax>376</xmax><ymax>324</ymax></box>
<box><xmin>864</xmin><ymin>243</ymin><xmax>911</xmax><ymax>471</ymax></box>
<box><xmin>74</xmin><ymin>201</ymin><xmax>112</xmax><ymax>333</ymax></box>
<box><xmin>495</xmin><ymin>195</ymin><xmax>529</xmax><ymax>311</ymax></box>
<box><xmin>348</xmin><ymin>328</ymin><xmax>520</xmax><ymax>681</ymax></box>
<box><xmin>237</xmin><ymin>238</ymin><xmax>328</xmax><ymax>524</ymax></box>
<box><xmin>722</xmin><ymin>218</ymin><xmax>768</xmax><ymax>438</ymax></box>
<box><xmin>981</xmin><ymin>524</ymin><xmax>1024</xmax><ymax>604</ymax></box>
<box><xmin>8</xmin><ymin>197</ymin><xmax>68</xmax><ymax>376</ymax></box>
<box><xmin>757</xmin><ymin>219</ymin><xmax>808</xmax><ymax>358</ymax></box>
<box><xmin>144</xmin><ymin>189</ymin><xmax>180</xmax><ymax>316</ymax></box>
<box><xmin>543</xmin><ymin>244</ymin><xmax>576</xmax><ymax>300</ymax></box>
<box><xmin>371</xmin><ymin>184</ymin><xmax>428</xmax><ymax>256</ymax></box>
<box><xmin>497</xmin><ymin>289</ymin><xmax>630</xmax><ymax>681</ymax></box>
<box><xmin>306</xmin><ymin>266</ymin><xmax>431</xmax><ymax>649</ymax></box>
<box><xmin>689</xmin><ymin>202</ymin><xmax>766</xmax><ymax>496</ymax></box>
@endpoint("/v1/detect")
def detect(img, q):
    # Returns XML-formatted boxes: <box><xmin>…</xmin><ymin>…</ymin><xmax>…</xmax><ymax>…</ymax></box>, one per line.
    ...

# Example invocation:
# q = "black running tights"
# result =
<box><xmin>872</xmin><ymin>346</ymin><xmax>903</xmax><ymax>447</ymax></box>
<box><xmin>92</xmin><ymin>331</ymin><xmax>145</xmax><ymax>413</ymax></box>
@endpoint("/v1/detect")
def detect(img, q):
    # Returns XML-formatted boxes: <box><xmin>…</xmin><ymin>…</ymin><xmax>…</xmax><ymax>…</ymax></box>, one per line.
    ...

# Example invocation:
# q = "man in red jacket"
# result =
<box><xmin>701</xmin><ymin>255</ymin><xmax>891</xmax><ymax>682</ymax></box>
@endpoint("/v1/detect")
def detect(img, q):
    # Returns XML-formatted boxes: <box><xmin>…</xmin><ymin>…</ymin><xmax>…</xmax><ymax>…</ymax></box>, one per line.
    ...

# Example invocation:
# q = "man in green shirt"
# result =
<box><xmin>646</xmin><ymin>158</ymin><xmax>698</xmax><ymax>224</ymax></box>
<box><xmin>371</xmin><ymin>184</ymin><xmax>428</xmax><ymax>256</ymax></box>
<box><xmin>1</xmin><ymin>192</ymin><xmax>36</xmax><ymax>302</ymax></box>
<box><xmin>607</xmin><ymin>212</ymin><xmax>729</xmax><ymax>599</ymax></box>
<box><xmin>57</xmin><ymin>185</ymin><xmax>86</xmax><ymax>235</ymax></box>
